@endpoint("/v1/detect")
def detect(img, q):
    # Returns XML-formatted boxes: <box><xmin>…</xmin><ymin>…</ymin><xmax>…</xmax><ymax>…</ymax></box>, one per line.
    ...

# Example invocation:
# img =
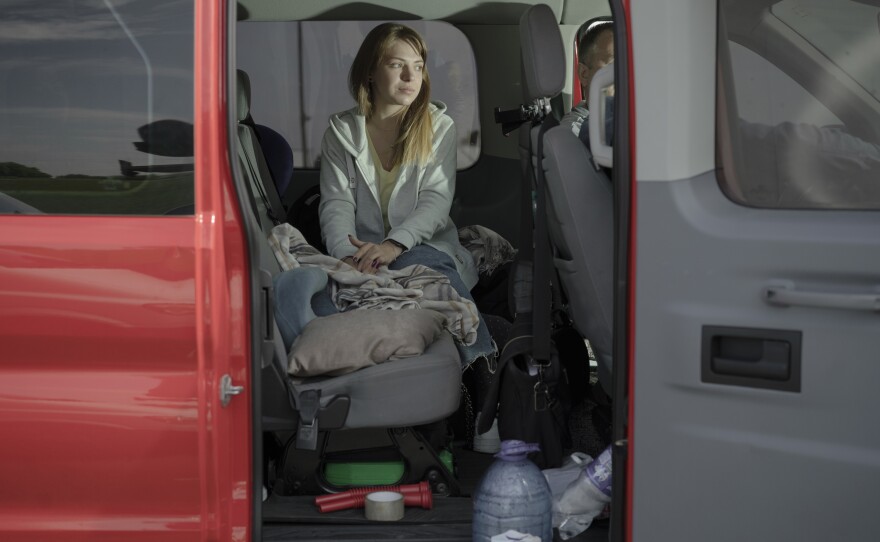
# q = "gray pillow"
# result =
<box><xmin>288</xmin><ymin>309</ymin><xmax>446</xmax><ymax>377</ymax></box>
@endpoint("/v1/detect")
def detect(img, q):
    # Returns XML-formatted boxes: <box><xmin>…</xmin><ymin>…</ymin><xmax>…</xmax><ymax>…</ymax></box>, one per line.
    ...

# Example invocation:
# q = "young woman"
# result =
<box><xmin>317</xmin><ymin>22</ymin><xmax>496</xmax><ymax>370</ymax></box>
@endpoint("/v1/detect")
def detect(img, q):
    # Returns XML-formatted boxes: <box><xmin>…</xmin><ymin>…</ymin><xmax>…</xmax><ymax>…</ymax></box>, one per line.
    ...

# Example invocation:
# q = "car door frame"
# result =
<box><xmin>194</xmin><ymin>0</ymin><xmax>254</xmax><ymax>538</ymax></box>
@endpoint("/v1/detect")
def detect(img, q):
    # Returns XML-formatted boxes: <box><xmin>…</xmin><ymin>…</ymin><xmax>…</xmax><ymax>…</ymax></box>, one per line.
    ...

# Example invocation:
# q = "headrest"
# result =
<box><xmin>236</xmin><ymin>69</ymin><xmax>251</xmax><ymax>122</ymax></box>
<box><xmin>519</xmin><ymin>4</ymin><xmax>566</xmax><ymax>101</ymax></box>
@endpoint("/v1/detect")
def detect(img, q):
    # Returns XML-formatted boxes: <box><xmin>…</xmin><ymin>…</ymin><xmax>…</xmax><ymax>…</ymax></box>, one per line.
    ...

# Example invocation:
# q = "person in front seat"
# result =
<box><xmin>317</xmin><ymin>22</ymin><xmax>496</xmax><ymax>370</ymax></box>
<box><xmin>561</xmin><ymin>20</ymin><xmax>614</xmax><ymax>146</ymax></box>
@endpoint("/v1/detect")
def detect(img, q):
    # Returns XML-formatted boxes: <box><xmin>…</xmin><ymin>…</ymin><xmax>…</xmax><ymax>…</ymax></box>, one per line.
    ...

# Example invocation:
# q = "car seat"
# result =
<box><xmin>253</xmin><ymin>123</ymin><xmax>294</xmax><ymax>199</ymax></box>
<box><xmin>235</xmin><ymin>69</ymin><xmax>462</xmax><ymax>495</ymax></box>
<box><xmin>518</xmin><ymin>5</ymin><xmax>615</xmax><ymax>389</ymax></box>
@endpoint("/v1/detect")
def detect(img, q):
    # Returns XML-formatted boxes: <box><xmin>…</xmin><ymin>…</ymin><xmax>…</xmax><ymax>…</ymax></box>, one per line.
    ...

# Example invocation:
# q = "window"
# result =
<box><xmin>717</xmin><ymin>0</ymin><xmax>880</xmax><ymax>209</ymax></box>
<box><xmin>237</xmin><ymin>21</ymin><xmax>481</xmax><ymax>170</ymax></box>
<box><xmin>729</xmin><ymin>42</ymin><xmax>841</xmax><ymax>128</ymax></box>
<box><xmin>0</xmin><ymin>0</ymin><xmax>194</xmax><ymax>216</ymax></box>
<box><xmin>773</xmin><ymin>0</ymin><xmax>880</xmax><ymax>103</ymax></box>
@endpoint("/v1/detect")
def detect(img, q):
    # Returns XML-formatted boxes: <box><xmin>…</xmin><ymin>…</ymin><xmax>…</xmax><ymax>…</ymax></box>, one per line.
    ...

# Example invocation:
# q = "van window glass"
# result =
<box><xmin>773</xmin><ymin>0</ymin><xmax>880</xmax><ymax>103</ymax></box>
<box><xmin>716</xmin><ymin>0</ymin><xmax>880</xmax><ymax>209</ymax></box>
<box><xmin>729</xmin><ymin>42</ymin><xmax>841</xmax><ymax>127</ymax></box>
<box><xmin>237</xmin><ymin>21</ymin><xmax>481</xmax><ymax>170</ymax></box>
<box><xmin>0</xmin><ymin>0</ymin><xmax>194</xmax><ymax>216</ymax></box>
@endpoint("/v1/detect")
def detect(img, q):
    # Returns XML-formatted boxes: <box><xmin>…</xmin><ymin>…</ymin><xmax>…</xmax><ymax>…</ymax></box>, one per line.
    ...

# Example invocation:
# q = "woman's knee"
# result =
<box><xmin>390</xmin><ymin>245</ymin><xmax>455</xmax><ymax>272</ymax></box>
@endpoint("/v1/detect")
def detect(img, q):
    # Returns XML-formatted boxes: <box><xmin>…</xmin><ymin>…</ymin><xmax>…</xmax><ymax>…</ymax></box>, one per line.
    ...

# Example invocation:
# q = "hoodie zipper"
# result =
<box><xmin>344</xmin><ymin>152</ymin><xmax>357</xmax><ymax>189</ymax></box>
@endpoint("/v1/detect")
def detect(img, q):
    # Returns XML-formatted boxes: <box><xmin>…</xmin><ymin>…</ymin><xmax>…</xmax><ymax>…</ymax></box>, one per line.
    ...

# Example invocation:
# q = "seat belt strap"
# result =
<box><xmin>532</xmin><ymin>115</ymin><xmax>559</xmax><ymax>365</ymax></box>
<box><xmin>237</xmin><ymin>128</ymin><xmax>283</xmax><ymax>226</ymax></box>
<box><xmin>237</xmin><ymin>143</ymin><xmax>279</xmax><ymax>228</ymax></box>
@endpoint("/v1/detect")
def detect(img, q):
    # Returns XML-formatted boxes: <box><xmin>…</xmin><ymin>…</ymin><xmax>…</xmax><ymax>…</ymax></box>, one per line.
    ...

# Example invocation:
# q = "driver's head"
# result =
<box><xmin>577</xmin><ymin>22</ymin><xmax>614</xmax><ymax>105</ymax></box>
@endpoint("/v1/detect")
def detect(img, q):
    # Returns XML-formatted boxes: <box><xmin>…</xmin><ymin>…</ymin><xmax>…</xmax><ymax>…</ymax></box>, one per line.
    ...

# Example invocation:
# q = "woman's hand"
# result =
<box><xmin>348</xmin><ymin>235</ymin><xmax>404</xmax><ymax>274</ymax></box>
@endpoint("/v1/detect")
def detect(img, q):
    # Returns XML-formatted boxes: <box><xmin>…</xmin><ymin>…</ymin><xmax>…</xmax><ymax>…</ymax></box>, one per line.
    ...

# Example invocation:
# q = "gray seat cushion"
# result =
<box><xmin>291</xmin><ymin>333</ymin><xmax>461</xmax><ymax>429</ymax></box>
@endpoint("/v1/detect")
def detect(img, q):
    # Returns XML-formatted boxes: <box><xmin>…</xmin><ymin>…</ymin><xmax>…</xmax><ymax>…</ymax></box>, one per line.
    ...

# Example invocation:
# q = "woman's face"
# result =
<box><xmin>370</xmin><ymin>39</ymin><xmax>424</xmax><ymax>112</ymax></box>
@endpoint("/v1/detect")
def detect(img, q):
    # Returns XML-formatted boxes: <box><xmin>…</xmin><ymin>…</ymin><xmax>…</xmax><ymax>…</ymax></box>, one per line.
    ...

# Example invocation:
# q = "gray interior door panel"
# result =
<box><xmin>631</xmin><ymin>173</ymin><xmax>880</xmax><ymax>541</ymax></box>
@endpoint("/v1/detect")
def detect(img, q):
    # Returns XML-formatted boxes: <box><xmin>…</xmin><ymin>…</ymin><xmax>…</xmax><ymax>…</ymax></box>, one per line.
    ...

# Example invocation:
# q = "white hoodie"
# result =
<box><xmin>318</xmin><ymin>101</ymin><xmax>478</xmax><ymax>289</ymax></box>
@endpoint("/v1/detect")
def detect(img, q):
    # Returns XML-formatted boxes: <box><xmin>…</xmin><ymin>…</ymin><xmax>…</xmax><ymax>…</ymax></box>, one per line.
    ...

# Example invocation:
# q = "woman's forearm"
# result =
<box><xmin>318</xmin><ymin>134</ymin><xmax>358</xmax><ymax>259</ymax></box>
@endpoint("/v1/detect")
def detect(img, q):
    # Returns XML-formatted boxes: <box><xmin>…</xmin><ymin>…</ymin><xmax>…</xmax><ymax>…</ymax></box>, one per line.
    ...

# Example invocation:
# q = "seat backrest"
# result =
<box><xmin>541</xmin><ymin>126</ymin><xmax>614</xmax><ymax>387</ymax></box>
<box><xmin>254</xmin><ymin>123</ymin><xmax>295</xmax><ymax>203</ymax></box>
<box><xmin>236</xmin><ymin>69</ymin><xmax>287</xmax><ymax>229</ymax></box>
<box><xmin>519</xmin><ymin>4</ymin><xmax>615</xmax><ymax>388</ymax></box>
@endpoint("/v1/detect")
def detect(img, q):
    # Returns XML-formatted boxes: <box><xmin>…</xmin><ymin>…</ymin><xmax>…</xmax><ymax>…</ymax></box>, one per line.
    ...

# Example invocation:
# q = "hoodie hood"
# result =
<box><xmin>327</xmin><ymin>101</ymin><xmax>450</xmax><ymax>160</ymax></box>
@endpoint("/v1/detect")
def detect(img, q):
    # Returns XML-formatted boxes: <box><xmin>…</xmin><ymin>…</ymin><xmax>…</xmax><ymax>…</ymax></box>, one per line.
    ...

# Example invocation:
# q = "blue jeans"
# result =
<box><xmin>390</xmin><ymin>245</ymin><xmax>495</xmax><ymax>369</ymax></box>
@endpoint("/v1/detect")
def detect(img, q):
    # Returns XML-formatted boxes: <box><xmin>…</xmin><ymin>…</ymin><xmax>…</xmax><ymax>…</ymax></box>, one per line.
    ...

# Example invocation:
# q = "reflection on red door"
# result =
<box><xmin>0</xmin><ymin>1</ymin><xmax>252</xmax><ymax>541</ymax></box>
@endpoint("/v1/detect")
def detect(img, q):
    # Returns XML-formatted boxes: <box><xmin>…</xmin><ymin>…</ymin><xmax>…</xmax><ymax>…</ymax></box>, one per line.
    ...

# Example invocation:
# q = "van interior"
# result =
<box><xmin>2</xmin><ymin>0</ymin><xmax>878</xmax><ymax>539</ymax></box>
<box><xmin>234</xmin><ymin>1</ymin><xmax>619</xmax><ymax>540</ymax></box>
<box><xmin>235</xmin><ymin>0</ymin><xmax>880</xmax><ymax>539</ymax></box>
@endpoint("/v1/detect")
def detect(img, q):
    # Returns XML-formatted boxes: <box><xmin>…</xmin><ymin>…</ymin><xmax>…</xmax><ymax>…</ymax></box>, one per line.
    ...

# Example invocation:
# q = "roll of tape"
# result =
<box><xmin>364</xmin><ymin>491</ymin><xmax>405</xmax><ymax>521</ymax></box>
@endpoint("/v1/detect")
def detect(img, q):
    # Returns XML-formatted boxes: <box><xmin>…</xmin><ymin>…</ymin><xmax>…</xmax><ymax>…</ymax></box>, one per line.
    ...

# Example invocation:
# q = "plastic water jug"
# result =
<box><xmin>472</xmin><ymin>440</ymin><xmax>553</xmax><ymax>542</ymax></box>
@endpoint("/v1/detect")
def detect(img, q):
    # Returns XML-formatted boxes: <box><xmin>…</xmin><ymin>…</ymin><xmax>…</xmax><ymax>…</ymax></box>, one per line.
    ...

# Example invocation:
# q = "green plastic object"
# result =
<box><xmin>324</xmin><ymin>461</ymin><xmax>404</xmax><ymax>486</ymax></box>
<box><xmin>323</xmin><ymin>449</ymin><xmax>456</xmax><ymax>486</ymax></box>
<box><xmin>439</xmin><ymin>449</ymin><xmax>454</xmax><ymax>474</ymax></box>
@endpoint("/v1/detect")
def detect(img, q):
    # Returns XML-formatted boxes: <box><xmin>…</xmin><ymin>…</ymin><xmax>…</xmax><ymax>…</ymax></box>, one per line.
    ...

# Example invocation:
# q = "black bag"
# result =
<box><xmin>288</xmin><ymin>185</ymin><xmax>326</xmax><ymax>253</ymax></box>
<box><xmin>477</xmin><ymin>111</ymin><xmax>573</xmax><ymax>469</ymax></box>
<box><xmin>471</xmin><ymin>261</ymin><xmax>514</xmax><ymax>320</ymax></box>
<box><xmin>552</xmin><ymin>323</ymin><xmax>592</xmax><ymax>406</ymax></box>
<box><xmin>478</xmin><ymin>316</ymin><xmax>572</xmax><ymax>469</ymax></box>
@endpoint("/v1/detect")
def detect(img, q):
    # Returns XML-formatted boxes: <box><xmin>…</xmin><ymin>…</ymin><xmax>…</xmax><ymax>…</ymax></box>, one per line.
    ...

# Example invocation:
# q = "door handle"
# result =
<box><xmin>710</xmin><ymin>339</ymin><xmax>790</xmax><ymax>380</ymax></box>
<box><xmin>763</xmin><ymin>282</ymin><xmax>880</xmax><ymax>312</ymax></box>
<box><xmin>702</xmin><ymin>326</ymin><xmax>801</xmax><ymax>392</ymax></box>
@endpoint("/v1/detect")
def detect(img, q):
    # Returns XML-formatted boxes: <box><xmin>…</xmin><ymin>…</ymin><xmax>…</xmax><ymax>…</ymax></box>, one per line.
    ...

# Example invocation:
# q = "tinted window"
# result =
<box><xmin>717</xmin><ymin>0</ymin><xmax>880</xmax><ymax>209</ymax></box>
<box><xmin>238</xmin><ymin>21</ymin><xmax>481</xmax><ymax>170</ymax></box>
<box><xmin>0</xmin><ymin>0</ymin><xmax>194</xmax><ymax>216</ymax></box>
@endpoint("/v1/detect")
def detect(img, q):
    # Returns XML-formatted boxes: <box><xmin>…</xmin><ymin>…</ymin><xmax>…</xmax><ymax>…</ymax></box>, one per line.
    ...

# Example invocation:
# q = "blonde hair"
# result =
<box><xmin>349</xmin><ymin>23</ymin><xmax>433</xmax><ymax>167</ymax></box>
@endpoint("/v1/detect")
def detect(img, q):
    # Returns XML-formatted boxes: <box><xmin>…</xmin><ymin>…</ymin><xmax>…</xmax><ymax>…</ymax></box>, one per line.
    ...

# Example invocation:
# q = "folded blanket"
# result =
<box><xmin>288</xmin><ymin>308</ymin><xmax>445</xmax><ymax>377</ymax></box>
<box><xmin>268</xmin><ymin>223</ymin><xmax>480</xmax><ymax>346</ymax></box>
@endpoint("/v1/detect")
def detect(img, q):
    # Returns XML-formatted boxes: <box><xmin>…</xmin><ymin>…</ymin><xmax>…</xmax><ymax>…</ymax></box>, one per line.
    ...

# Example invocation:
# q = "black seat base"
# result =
<box><xmin>275</xmin><ymin>427</ymin><xmax>461</xmax><ymax>497</ymax></box>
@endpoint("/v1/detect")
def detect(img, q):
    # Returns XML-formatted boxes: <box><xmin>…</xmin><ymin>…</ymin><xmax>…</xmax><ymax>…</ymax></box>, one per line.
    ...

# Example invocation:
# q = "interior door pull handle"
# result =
<box><xmin>763</xmin><ymin>284</ymin><xmax>880</xmax><ymax>313</ymax></box>
<box><xmin>712</xmin><ymin>355</ymin><xmax>789</xmax><ymax>381</ymax></box>
<box><xmin>702</xmin><ymin>326</ymin><xmax>801</xmax><ymax>392</ymax></box>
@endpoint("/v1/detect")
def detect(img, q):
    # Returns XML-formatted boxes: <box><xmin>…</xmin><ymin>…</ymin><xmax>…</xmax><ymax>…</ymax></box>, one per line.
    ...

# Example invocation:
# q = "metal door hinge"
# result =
<box><xmin>220</xmin><ymin>374</ymin><xmax>244</xmax><ymax>407</ymax></box>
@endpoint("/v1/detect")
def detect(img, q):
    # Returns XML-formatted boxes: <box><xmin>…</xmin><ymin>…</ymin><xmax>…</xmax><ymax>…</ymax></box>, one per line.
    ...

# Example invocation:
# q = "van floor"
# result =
<box><xmin>262</xmin><ymin>442</ymin><xmax>610</xmax><ymax>542</ymax></box>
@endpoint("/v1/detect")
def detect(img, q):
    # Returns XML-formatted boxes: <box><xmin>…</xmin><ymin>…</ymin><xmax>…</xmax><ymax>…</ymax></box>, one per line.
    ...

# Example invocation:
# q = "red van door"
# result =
<box><xmin>0</xmin><ymin>1</ymin><xmax>251</xmax><ymax>540</ymax></box>
<box><xmin>193</xmin><ymin>0</ymin><xmax>254</xmax><ymax>539</ymax></box>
